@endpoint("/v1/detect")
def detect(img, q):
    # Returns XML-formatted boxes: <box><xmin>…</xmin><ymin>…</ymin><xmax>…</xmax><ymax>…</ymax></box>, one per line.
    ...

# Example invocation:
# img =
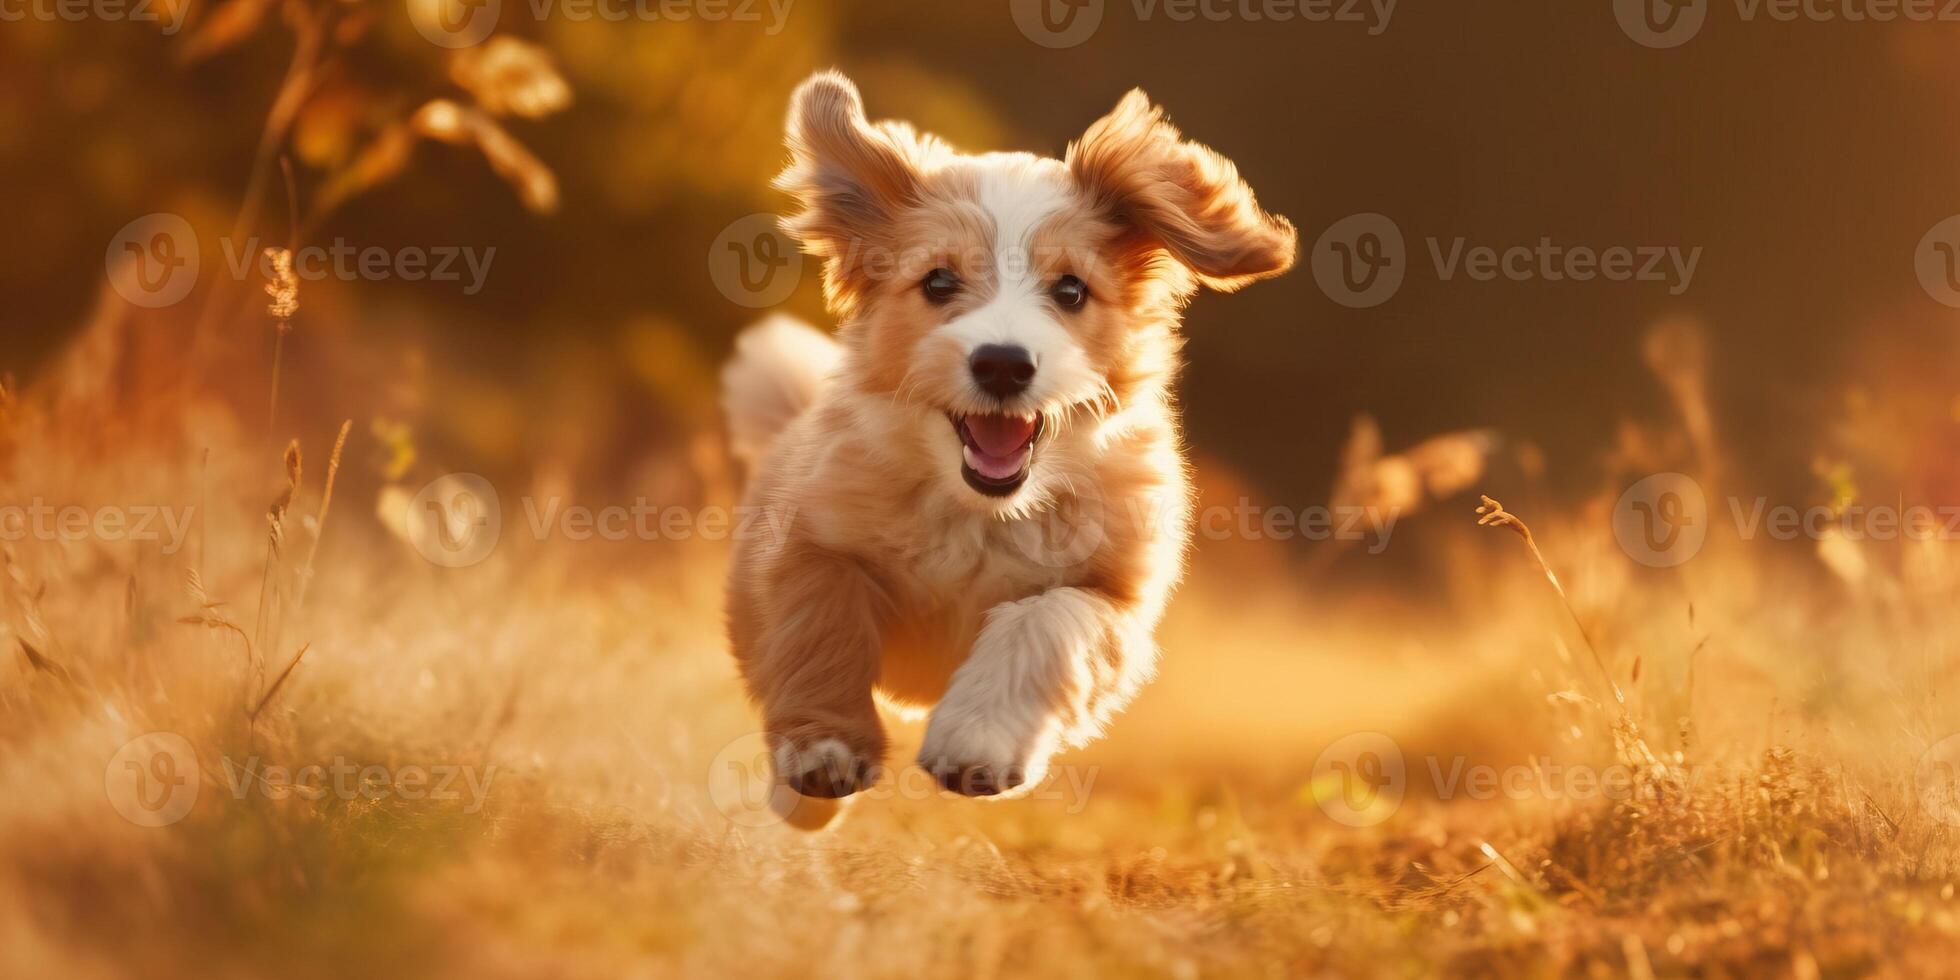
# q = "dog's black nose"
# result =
<box><xmin>969</xmin><ymin>344</ymin><xmax>1035</xmax><ymax>400</ymax></box>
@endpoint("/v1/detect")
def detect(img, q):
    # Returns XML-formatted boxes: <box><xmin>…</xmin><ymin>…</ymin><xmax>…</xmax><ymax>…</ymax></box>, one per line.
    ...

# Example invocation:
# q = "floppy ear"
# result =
<box><xmin>1067</xmin><ymin>90</ymin><xmax>1297</xmax><ymax>292</ymax></box>
<box><xmin>773</xmin><ymin>71</ymin><xmax>924</xmax><ymax>258</ymax></box>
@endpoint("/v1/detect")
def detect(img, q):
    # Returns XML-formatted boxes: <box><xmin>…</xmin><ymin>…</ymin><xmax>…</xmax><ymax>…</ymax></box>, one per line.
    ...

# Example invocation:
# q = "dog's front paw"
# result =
<box><xmin>917</xmin><ymin>697</ymin><xmax>1052</xmax><ymax>798</ymax></box>
<box><xmin>773</xmin><ymin>736</ymin><xmax>880</xmax><ymax>799</ymax></box>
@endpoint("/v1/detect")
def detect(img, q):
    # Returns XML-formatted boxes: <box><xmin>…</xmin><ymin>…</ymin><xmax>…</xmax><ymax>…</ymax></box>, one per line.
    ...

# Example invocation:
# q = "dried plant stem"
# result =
<box><xmin>289</xmin><ymin>419</ymin><xmax>351</xmax><ymax>623</ymax></box>
<box><xmin>196</xmin><ymin>447</ymin><xmax>209</xmax><ymax>586</ymax></box>
<box><xmin>1476</xmin><ymin>495</ymin><xmax>1668</xmax><ymax>773</ymax></box>
<box><xmin>251</xmin><ymin>441</ymin><xmax>301</xmax><ymax>696</ymax></box>
<box><xmin>17</xmin><ymin>639</ymin><xmax>74</xmax><ymax>687</ymax></box>
<box><xmin>178</xmin><ymin>616</ymin><xmax>254</xmax><ymax>670</ymax></box>
<box><xmin>250</xmin><ymin>545</ymin><xmax>276</xmax><ymax>697</ymax></box>
<box><xmin>1476</xmin><ymin>495</ymin><xmax>1618</xmax><ymax>703</ymax></box>
<box><xmin>262</xmin><ymin>158</ymin><xmax>301</xmax><ymax>475</ymax></box>
<box><xmin>186</xmin><ymin>1</ymin><xmax>328</xmax><ymax>390</ymax></box>
<box><xmin>264</xmin><ymin>329</ymin><xmax>288</xmax><ymax>460</ymax></box>
<box><xmin>250</xmin><ymin>643</ymin><xmax>309</xmax><ymax>723</ymax></box>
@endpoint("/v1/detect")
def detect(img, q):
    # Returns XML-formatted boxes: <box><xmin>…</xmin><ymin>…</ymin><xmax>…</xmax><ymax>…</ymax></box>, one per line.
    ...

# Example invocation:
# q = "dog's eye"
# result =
<box><xmin>922</xmin><ymin>268</ymin><xmax>960</xmax><ymax>303</ymax></box>
<box><xmin>1051</xmin><ymin>275</ymin><xmax>1088</xmax><ymax>310</ymax></box>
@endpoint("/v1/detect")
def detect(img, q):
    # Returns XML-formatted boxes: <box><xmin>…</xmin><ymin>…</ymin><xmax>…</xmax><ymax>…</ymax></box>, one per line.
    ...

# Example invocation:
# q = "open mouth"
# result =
<box><xmin>951</xmin><ymin>413</ymin><xmax>1043</xmax><ymax>497</ymax></box>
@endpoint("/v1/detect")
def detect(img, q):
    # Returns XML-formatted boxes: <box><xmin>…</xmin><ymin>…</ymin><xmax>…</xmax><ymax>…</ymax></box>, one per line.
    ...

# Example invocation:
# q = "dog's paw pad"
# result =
<box><xmin>927</xmin><ymin>762</ymin><xmax>1028</xmax><ymax>797</ymax></box>
<box><xmin>916</xmin><ymin>713</ymin><xmax>1047</xmax><ymax>799</ymax></box>
<box><xmin>775</xmin><ymin>737</ymin><xmax>879</xmax><ymax>799</ymax></box>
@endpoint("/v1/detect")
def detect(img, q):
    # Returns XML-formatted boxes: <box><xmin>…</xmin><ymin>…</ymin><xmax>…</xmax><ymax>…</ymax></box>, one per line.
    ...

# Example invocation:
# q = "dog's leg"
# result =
<box><xmin>746</xmin><ymin>544</ymin><xmax>890</xmax><ymax>800</ymax></box>
<box><xmin>917</xmin><ymin>586</ymin><xmax>1148</xmax><ymax>797</ymax></box>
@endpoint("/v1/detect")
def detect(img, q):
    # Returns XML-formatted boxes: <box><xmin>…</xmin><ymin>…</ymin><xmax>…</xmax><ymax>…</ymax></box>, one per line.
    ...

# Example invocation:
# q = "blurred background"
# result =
<box><xmin>6</xmin><ymin>0</ymin><xmax>1956</xmax><ymax>518</ymax></box>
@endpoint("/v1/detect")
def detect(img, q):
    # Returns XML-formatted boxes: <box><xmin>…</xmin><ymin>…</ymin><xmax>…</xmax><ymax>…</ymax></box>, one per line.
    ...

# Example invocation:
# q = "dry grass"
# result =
<box><xmin>2</xmin><ymin>306</ymin><xmax>1958</xmax><ymax>979</ymax></box>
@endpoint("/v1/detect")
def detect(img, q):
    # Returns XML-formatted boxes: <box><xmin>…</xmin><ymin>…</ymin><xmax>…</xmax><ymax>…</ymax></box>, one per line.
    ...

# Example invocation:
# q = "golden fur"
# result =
<box><xmin>723</xmin><ymin>71</ymin><xmax>1295</xmax><ymax>826</ymax></box>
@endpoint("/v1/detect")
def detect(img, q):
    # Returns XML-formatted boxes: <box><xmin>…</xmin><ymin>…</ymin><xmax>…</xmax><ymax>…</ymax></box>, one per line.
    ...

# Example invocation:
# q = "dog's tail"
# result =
<box><xmin>720</xmin><ymin>314</ymin><xmax>841</xmax><ymax>468</ymax></box>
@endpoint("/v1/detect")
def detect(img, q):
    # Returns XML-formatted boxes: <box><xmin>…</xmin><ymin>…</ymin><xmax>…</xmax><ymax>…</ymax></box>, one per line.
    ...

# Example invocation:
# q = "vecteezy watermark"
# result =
<box><xmin>1616</xmin><ymin>0</ymin><xmax>1960</xmax><ymax>49</ymax></box>
<box><xmin>402</xmin><ymin>473</ymin><xmax>797</xmax><ymax>568</ymax></box>
<box><xmin>409</xmin><ymin>0</ymin><xmax>794</xmax><ymax>48</ymax></box>
<box><xmin>1613</xmin><ymin>0</ymin><xmax>1710</xmax><ymax>48</ymax></box>
<box><xmin>1008</xmin><ymin>490</ymin><xmax>1402</xmax><ymax>570</ymax></box>
<box><xmin>105</xmin><ymin>732</ymin><xmax>201</xmax><ymax>827</ymax></box>
<box><xmin>401</xmin><ymin>471</ymin><xmax>1400</xmax><ymax>571</ymax></box>
<box><xmin>1010</xmin><ymin>479</ymin><xmax>1109</xmax><ymax>569</ymax></box>
<box><xmin>104</xmin><ymin>213</ymin><xmax>495</xmax><ymax>308</ymax></box>
<box><xmin>1914</xmin><ymin>213</ymin><xmax>1960</xmax><ymax>308</ymax></box>
<box><xmin>0</xmin><ymin>500</ymin><xmax>196</xmax><ymax>555</ymax></box>
<box><xmin>1012</xmin><ymin>0</ymin><xmax>1106</xmax><ymax>47</ymax></box>
<box><xmin>1310</xmin><ymin>731</ymin><xmax>1408</xmax><ymax>827</ymax></box>
<box><xmin>219</xmin><ymin>756</ymin><xmax>497</xmax><ymax>814</ymax></box>
<box><xmin>525</xmin><ymin>0</ymin><xmax>794</xmax><ymax>30</ymax></box>
<box><xmin>406</xmin><ymin>473</ymin><xmax>503</xmax><ymax>569</ymax></box>
<box><xmin>1917</xmin><ymin>733</ymin><xmax>1960</xmax><ymax>827</ymax></box>
<box><xmin>706</xmin><ymin>218</ymin><xmax>1122</xmax><ymax>309</ymax></box>
<box><xmin>106</xmin><ymin>213</ymin><xmax>200</xmax><ymax>309</ymax></box>
<box><xmin>409</xmin><ymin>0</ymin><xmax>503</xmax><ymax>47</ymax></box>
<box><xmin>709</xmin><ymin>213</ymin><xmax>803</xmax><ymax>308</ymax></box>
<box><xmin>1011</xmin><ymin>0</ymin><xmax>1394</xmax><ymax>48</ymax></box>
<box><xmin>105</xmin><ymin>734</ymin><xmax>499</xmax><ymax>827</ymax></box>
<box><xmin>519</xmin><ymin>497</ymin><xmax>797</xmax><ymax>549</ymax></box>
<box><xmin>1310</xmin><ymin>731</ymin><xmax>1709</xmax><ymax>827</ymax></box>
<box><xmin>218</xmin><ymin>238</ymin><xmax>496</xmax><ymax>297</ymax></box>
<box><xmin>1310</xmin><ymin>213</ymin><xmax>1406</xmax><ymax>310</ymax></box>
<box><xmin>1612</xmin><ymin>472</ymin><xmax>1710</xmax><ymax>568</ymax></box>
<box><xmin>705</xmin><ymin>731</ymin><xmax>1100</xmax><ymax>827</ymax></box>
<box><xmin>1311</xmin><ymin>213</ymin><xmax>1702</xmax><ymax>309</ymax></box>
<box><xmin>1193</xmin><ymin>499</ymin><xmax>1399</xmax><ymax>553</ymax></box>
<box><xmin>0</xmin><ymin>0</ymin><xmax>188</xmax><ymax>34</ymax></box>
<box><xmin>1612</xmin><ymin>472</ymin><xmax>1960</xmax><ymax>567</ymax></box>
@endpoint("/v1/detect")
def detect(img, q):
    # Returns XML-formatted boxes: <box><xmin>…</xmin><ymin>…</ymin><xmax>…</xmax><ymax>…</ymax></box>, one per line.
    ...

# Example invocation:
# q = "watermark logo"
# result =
<box><xmin>1620</xmin><ymin>0</ymin><xmax>1960</xmax><ymax>49</ymax></box>
<box><xmin>1310</xmin><ymin>731</ymin><xmax>1406</xmax><ymax>827</ymax></box>
<box><xmin>1312</xmin><ymin>212</ymin><xmax>1406</xmax><ymax>309</ymax></box>
<box><xmin>1010</xmin><ymin>482</ymin><xmax>1107</xmax><ymax>568</ymax></box>
<box><xmin>105</xmin><ymin>732</ymin><xmax>201</xmax><ymax>827</ymax></box>
<box><xmin>707</xmin><ymin>731</ymin><xmax>803</xmax><ymax>828</ymax></box>
<box><xmin>1309</xmin><ymin>732</ymin><xmax>1712</xmax><ymax>827</ymax></box>
<box><xmin>401</xmin><ymin>475</ymin><xmax>801</xmax><ymax>565</ymax></box>
<box><xmin>106</xmin><ymin>213</ymin><xmax>492</xmax><ymax>309</ymax></box>
<box><xmin>407</xmin><ymin>473</ymin><xmax>502</xmax><ymax>568</ymax></box>
<box><xmin>1915</xmin><ymin>214</ymin><xmax>1960</xmax><ymax>308</ymax></box>
<box><xmin>1006</xmin><ymin>495</ymin><xmax>1401</xmax><ymax>567</ymax></box>
<box><xmin>1013</xmin><ymin>0</ymin><xmax>1393</xmax><ymax>45</ymax></box>
<box><xmin>0</xmin><ymin>0</ymin><xmax>188</xmax><ymax>33</ymax></box>
<box><xmin>709</xmin><ymin>213</ymin><xmax>802</xmax><ymax>308</ymax></box>
<box><xmin>426</xmin><ymin>0</ymin><xmax>795</xmax><ymax>40</ymax></box>
<box><xmin>1612</xmin><ymin>472</ymin><xmax>1960</xmax><ymax>565</ymax></box>
<box><xmin>1011</xmin><ymin>0</ymin><xmax>1105</xmax><ymax>47</ymax></box>
<box><xmin>1918</xmin><ymin>733</ymin><xmax>1960</xmax><ymax>827</ymax></box>
<box><xmin>106</xmin><ymin>213</ymin><xmax>199</xmax><ymax>309</ymax></box>
<box><xmin>1194</xmin><ymin>499</ymin><xmax>1399</xmax><ymax>553</ymax></box>
<box><xmin>1</xmin><ymin>500</ymin><xmax>197</xmax><ymax>555</ymax></box>
<box><xmin>519</xmin><ymin>496</ymin><xmax>797</xmax><ymax>551</ymax></box>
<box><xmin>220</xmin><ymin>756</ymin><xmax>497</xmax><ymax>812</ymax></box>
<box><xmin>220</xmin><ymin>238</ymin><xmax>496</xmax><ymax>297</ymax></box>
<box><xmin>1614</xmin><ymin>0</ymin><xmax>1708</xmax><ymax>48</ymax></box>
<box><xmin>1312</xmin><ymin>213</ymin><xmax>1702</xmax><ymax>307</ymax></box>
<box><xmin>1613</xmin><ymin>472</ymin><xmax>1709</xmax><ymax>567</ymax></box>
<box><xmin>408</xmin><ymin>0</ymin><xmax>502</xmax><ymax>48</ymax></box>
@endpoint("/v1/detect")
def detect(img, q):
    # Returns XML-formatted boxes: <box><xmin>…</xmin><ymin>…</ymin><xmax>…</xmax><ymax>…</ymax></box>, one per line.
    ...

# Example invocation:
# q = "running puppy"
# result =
<box><xmin>722</xmin><ymin>71</ymin><xmax>1295</xmax><ymax>827</ymax></box>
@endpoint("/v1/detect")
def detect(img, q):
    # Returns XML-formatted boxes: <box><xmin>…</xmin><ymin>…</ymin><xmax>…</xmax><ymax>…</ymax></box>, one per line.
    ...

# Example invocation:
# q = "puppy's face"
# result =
<box><xmin>776</xmin><ymin>74</ymin><xmax>1295</xmax><ymax>510</ymax></box>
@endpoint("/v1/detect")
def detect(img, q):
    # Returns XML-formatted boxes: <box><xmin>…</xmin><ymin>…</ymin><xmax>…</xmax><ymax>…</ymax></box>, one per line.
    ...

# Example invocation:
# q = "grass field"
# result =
<box><xmin>3</xmin><ymin>310</ymin><xmax>1959</xmax><ymax>978</ymax></box>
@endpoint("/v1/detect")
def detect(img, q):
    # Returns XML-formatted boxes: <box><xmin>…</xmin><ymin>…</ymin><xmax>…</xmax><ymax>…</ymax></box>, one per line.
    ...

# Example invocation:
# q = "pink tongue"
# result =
<box><xmin>964</xmin><ymin>415</ymin><xmax>1037</xmax><ymax>457</ymax></box>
